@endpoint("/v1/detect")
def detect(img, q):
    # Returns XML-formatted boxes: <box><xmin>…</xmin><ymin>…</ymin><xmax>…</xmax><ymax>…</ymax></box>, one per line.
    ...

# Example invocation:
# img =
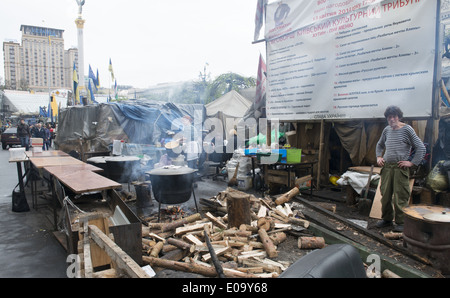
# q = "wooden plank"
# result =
<box><xmin>348</xmin><ymin>166</ymin><xmax>382</xmax><ymax>174</ymax></box>
<box><xmin>88</xmin><ymin>225</ymin><xmax>150</xmax><ymax>278</ymax></box>
<box><xmin>44</xmin><ymin>163</ymin><xmax>104</xmax><ymax>176</ymax></box>
<box><xmin>29</xmin><ymin>156</ymin><xmax>85</xmax><ymax>168</ymax></box>
<box><xmin>82</xmin><ymin>223</ymin><xmax>93</xmax><ymax>278</ymax></box>
<box><xmin>369</xmin><ymin>179</ymin><xmax>414</xmax><ymax>219</ymax></box>
<box><xmin>25</xmin><ymin>150</ymin><xmax>69</xmax><ymax>158</ymax></box>
<box><xmin>55</xmin><ymin>170</ymin><xmax>121</xmax><ymax>194</ymax></box>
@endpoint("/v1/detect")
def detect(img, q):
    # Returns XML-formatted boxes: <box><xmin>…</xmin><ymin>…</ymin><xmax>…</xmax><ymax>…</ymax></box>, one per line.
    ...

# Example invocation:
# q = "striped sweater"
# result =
<box><xmin>376</xmin><ymin>124</ymin><xmax>426</xmax><ymax>166</ymax></box>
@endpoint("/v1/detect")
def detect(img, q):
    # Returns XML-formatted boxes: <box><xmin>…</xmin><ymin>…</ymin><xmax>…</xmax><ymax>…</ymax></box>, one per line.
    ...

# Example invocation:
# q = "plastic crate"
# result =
<box><xmin>286</xmin><ymin>149</ymin><xmax>302</xmax><ymax>163</ymax></box>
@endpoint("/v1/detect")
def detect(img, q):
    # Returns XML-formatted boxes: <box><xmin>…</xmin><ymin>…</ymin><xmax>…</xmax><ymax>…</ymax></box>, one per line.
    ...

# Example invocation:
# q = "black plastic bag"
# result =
<box><xmin>12</xmin><ymin>183</ymin><xmax>30</xmax><ymax>213</ymax></box>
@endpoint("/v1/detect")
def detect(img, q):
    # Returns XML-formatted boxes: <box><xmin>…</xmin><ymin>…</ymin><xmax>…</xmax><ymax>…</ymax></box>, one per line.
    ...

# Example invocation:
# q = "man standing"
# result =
<box><xmin>17</xmin><ymin>119</ymin><xmax>31</xmax><ymax>151</ymax></box>
<box><xmin>375</xmin><ymin>106</ymin><xmax>426</xmax><ymax>232</ymax></box>
<box><xmin>33</xmin><ymin>123</ymin><xmax>48</xmax><ymax>151</ymax></box>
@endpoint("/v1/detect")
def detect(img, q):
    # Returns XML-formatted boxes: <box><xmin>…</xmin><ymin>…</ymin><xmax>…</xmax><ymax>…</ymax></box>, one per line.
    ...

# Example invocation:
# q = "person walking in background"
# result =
<box><xmin>33</xmin><ymin>123</ymin><xmax>48</xmax><ymax>151</ymax></box>
<box><xmin>375</xmin><ymin>106</ymin><xmax>426</xmax><ymax>232</ymax></box>
<box><xmin>46</xmin><ymin>123</ymin><xmax>54</xmax><ymax>148</ymax></box>
<box><xmin>43</xmin><ymin>124</ymin><xmax>51</xmax><ymax>150</ymax></box>
<box><xmin>17</xmin><ymin>119</ymin><xmax>31</xmax><ymax>151</ymax></box>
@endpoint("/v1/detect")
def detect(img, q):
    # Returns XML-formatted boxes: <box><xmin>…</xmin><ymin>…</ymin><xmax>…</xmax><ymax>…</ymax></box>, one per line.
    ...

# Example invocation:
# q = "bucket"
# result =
<box><xmin>237</xmin><ymin>175</ymin><xmax>252</xmax><ymax>191</ymax></box>
<box><xmin>286</xmin><ymin>149</ymin><xmax>302</xmax><ymax>163</ymax></box>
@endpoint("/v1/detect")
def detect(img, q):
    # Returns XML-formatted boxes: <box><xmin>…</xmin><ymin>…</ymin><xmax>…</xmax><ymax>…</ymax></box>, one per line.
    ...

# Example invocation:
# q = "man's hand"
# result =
<box><xmin>377</xmin><ymin>157</ymin><xmax>385</xmax><ymax>167</ymax></box>
<box><xmin>397</xmin><ymin>160</ymin><xmax>413</xmax><ymax>169</ymax></box>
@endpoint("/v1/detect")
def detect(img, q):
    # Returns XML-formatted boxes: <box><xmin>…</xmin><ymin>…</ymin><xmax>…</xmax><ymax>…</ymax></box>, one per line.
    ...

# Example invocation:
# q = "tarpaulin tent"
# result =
<box><xmin>205</xmin><ymin>90</ymin><xmax>252</xmax><ymax>140</ymax></box>
<box><xmin>55</xmin><ymin>99</ymin><xmax>206</xmax><ymax>154</ymax></box>
<box><xmin>2</xmin><ymin>90</ymin><xmax>67</xmax><ymax>115</ymax></box>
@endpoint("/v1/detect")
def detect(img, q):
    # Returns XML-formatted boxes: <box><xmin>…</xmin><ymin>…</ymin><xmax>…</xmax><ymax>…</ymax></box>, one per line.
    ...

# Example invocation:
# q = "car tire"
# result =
<box><xmin>2</xmin><ymin>143</ymin><xmax>7</xmax><ymax>150</ymax></box>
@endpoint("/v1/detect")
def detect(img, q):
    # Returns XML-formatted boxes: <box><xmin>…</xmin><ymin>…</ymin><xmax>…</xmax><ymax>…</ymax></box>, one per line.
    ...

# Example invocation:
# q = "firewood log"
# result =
<box><xmin>150</xmin><ymin>241</ymin><xmax>164</xmax><ymax>257</ymax></box>
<box><xmin>298</xmin><ymin>236</ymin><xmax>325</xmax><ymax>249</ymax></box>
<box><xmin>257</xmin><ymin>217</ymin><xmax>275</xmax><ymax>231</ymax></box>
<box><xmin>161</xmin><ymin>213</ymin><xmax>202</xmax><ymax>232</ymax></box>
<box><xmin>258</xmin><ymin>228</ymin><xmax>278</xmax><ymax>258</ymax></box>
<box><xmin>269</xmin><ymin>232</ymin><xmax>287</xmax><ymax>245</ymax></box>
<box><xmin>167</xmin><ymin>238</ymin><xmax>195</xmax><ymax>253</ymax></box>
<box><xmin>142</xmin><ymin>256</ymin><xmax>258</xmax><ymax>278</ymax></box>
<box><xmin>275</xmin><ymin>187</ymin><xmax>300</xmax><ymax>205</ymax></box>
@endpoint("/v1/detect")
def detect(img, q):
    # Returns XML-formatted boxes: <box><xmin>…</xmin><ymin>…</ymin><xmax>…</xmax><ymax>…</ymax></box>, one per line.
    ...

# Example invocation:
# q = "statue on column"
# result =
<box><xmin>76</xmin><ymin>0</ymin><xmax>85</xmax><ymax>16</ymax></box>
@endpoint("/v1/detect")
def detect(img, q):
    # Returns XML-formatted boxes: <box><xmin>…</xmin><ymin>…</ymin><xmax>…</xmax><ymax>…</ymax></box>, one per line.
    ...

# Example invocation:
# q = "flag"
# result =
<box><xmin>73</xmin><ymin>62</ymin><xmax>80</xmax><ymax>105</ymax></box>
<box><xmin>255</xmin><ymin>54</ymin><xmax>266</xmax><ymax>109</ymax></box>
<box><xmin>96</xmin><ymin>69</ymin><xmax>100</xmax><ymax>88</ymax></box>
<box><xmin>88</xmin><ymin>79</ymin><xmax>97</xmax><ymax>104</ymax></box>
<box><xmin>89</xmin><ymin>65</ymin><xmax>98</xmax><ymax>91</ymax></box>
<box><xmin>254</xmin><ymin>0</ymin><xmax>267</xmax><ymax>41</ymax></box>
<box><xmin>109</xmin><ymin>58</ymin><xmax>115</xmax><ymax>81</ymax></box>
<box><xmin>48</xmin><ymin>102</ymin><xmax>53</xmax><ymax>123</ymax></box>
<box><xmin>50</xmin><ymin>95</ymin><xmax>58</xmax><ymax>117</ymax></box>
<box><xmin>114</xmin><ymin>79</ymin><xmax>118</xmax><ymax>100</ymax></box>
<box><xmin>39</xmin><ymin>106</ymin><xmax>47</xmax><ymax>117</ymax></box>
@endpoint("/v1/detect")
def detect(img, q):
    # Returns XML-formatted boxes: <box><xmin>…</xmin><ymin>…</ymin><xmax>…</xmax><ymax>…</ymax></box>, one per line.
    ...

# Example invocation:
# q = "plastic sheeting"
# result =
<box><xmin>432</xmin><ymin>116</ymin><xmax>450</xmax><ymax>167</ymax></box>
<box><xmin>55</xmin><ymin>100</ymin><xmax>206</xmax><ymax>153</ymax></box>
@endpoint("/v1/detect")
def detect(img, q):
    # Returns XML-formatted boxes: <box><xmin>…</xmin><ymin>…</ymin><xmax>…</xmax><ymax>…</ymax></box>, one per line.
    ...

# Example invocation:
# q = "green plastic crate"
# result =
<box><xmin>286</xmin><ymin>149</ymin><xmax>302</xmax><ymax>163</ymax></box>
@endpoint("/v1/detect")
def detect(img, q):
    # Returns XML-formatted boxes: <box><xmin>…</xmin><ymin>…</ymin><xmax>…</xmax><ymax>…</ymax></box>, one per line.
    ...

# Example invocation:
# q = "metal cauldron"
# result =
<box><xmin>146</xmin><ymin>166</ymin><xmax>198</xmax><ymax>221</ymax></box>
<box><xmin>403</xmin><ymin>205</ymin><xmax>450</xmax><ymax>274</ymax></box>
<box><xmin>105</xmin><ymin>156</ymin><xmax>142</xmax><ymax>183</ymax></box>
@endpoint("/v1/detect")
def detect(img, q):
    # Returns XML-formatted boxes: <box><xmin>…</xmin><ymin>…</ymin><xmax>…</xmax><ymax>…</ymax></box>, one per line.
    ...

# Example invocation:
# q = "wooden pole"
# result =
<box><xmin>317</xmin><ymin>119</ymin><xmax>325</xmax><ymax>189</ymax></box>
<box><xmin>204</xmin><ymin>225</ymin><xmax>225</xmax><ymax>278</ymax></box>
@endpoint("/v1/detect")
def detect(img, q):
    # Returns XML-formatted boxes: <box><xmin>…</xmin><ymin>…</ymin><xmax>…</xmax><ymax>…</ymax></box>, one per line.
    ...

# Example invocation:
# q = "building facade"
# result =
<box><xmin>3</xmin><ymin>25</ymin><xmax>78</xmax><ymax>91</ymax></box>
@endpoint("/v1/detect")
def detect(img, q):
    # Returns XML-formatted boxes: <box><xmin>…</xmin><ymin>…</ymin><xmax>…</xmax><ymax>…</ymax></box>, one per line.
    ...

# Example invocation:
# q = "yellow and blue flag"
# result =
<box><xmin>73</xmin><ymin>62</ymin><xmax>80</xmax><ymax>105</ymax></box>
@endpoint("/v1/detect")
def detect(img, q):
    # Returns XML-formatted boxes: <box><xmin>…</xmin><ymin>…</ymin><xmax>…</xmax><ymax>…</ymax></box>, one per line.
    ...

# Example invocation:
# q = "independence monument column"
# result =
<box><xmin>75</xmin><ymin>0</ymin><xmax>86</xmax><ymax>90</ymax></box>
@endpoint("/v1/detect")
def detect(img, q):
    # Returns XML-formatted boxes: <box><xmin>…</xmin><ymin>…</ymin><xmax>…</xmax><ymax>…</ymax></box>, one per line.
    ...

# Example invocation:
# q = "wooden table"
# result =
<box><xmin>44</xmin><ymin>163</ymin><xmax>104</xmax><ymax>176</ymax></box>
<box><xmin>25</xmin><ymin>150</ymin><xmax>70</xmax><ymax>158</ymax></box>
<box><xmin>245</xmin><ymin>154</ymin><xmax>316</xmax><ymax>195</ymax></box>
<box><xmin>29</xmin><ymin>156</ymin><xmax>85</xmax><ymax>168</ymax></box>
<box><xmin>9</xmin><ymin>157</ymin><xmax>30</xmax><ymax>209</ymax></box>
<box><xmin>43</xmin><ymin>163</ymin><xmax>120</xmax><ymax>230</ymax></box>
<box><xmin>28</xmin><ymin>156</ymin><xmax>95</xmax><ymax>209</ymax></box>
<box><xmin>50</xmin><ymin>169</ymin><xmax>121</xmax><ymax>194</ymax></box>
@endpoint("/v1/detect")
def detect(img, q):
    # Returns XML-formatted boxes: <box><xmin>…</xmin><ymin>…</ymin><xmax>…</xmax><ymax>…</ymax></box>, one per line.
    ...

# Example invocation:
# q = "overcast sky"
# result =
<box><xmin>1</xmin><ymin>0</ymin><xmax>267</xmax><ymax>89</ymax></box>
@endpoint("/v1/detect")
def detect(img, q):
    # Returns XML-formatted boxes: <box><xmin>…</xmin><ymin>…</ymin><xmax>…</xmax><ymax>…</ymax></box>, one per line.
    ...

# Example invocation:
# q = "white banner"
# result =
<box><xmin>265</xmin><ymin>0</ymin><xmax>439</xmax><ymax>121</ymax></box>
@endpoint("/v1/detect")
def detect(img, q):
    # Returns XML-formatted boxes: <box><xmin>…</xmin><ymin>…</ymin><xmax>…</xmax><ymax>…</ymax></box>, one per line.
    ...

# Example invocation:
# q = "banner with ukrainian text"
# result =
<box><xmin>265</xmin><ymin>0</ymin><xmax>439</xmax><ymax>120</ymax></box>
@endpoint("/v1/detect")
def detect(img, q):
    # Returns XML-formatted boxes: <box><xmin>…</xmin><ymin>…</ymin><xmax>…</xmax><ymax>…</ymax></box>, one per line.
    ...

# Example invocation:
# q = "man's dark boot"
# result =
<box><xmin>376</xmin><ymin>219</ymin><xmax>393</xmax><ymax>228</ymax></box>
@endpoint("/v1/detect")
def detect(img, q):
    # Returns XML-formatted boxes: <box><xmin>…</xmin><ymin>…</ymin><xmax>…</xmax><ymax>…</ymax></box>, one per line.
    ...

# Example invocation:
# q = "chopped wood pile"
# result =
<box><xmin>140</xmin><ymin>187</ymin><xmax>325</xmax><ymax>278</ymax></box>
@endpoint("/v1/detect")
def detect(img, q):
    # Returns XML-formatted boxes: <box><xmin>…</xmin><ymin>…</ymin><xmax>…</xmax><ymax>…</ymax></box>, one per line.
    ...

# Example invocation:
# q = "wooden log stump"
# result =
<box><xmin>226</xmin><ymin>192</ymin><xmax>251</xmax><ymax>228</ymax></box>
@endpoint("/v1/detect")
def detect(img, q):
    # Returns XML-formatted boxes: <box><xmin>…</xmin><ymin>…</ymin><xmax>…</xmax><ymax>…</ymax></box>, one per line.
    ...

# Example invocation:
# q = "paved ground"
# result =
<box><xmin>0</xmin><ymin>147</ymin><xmax>231</xmax><ymax>278</ymax></box>
<box><xmin>0</xmin><ymin>148</ymin><xmax>68</xmax><ymax>278</ymax></box>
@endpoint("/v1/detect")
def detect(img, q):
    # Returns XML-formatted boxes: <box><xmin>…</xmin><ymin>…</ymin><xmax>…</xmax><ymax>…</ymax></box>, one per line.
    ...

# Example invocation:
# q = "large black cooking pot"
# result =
<box><xmin>403</xmin><ymin>205</ymin><xmax>450</xmax><ymax>274</ymax></box>
<box><xmin>147</xmin><ymin>166</ymin><xmax>196</xmax><ymax>205</ymax></box>
<box><xmin>105</xmin><ymin>156</ymin><xmax>142</xmax><ymax>183</ymax></box>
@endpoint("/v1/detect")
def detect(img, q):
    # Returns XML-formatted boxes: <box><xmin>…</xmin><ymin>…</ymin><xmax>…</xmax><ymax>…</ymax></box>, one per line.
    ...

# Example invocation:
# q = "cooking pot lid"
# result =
<box><xmin>147</xmin><ymin>166</ymin><xmax>196</xmax><ymax>176</ymax></box>
<box><xmin>87</xmin><ymin>156</ymin><xmax>108</xmax><ymax>163</ymax></box>
<box><xmin>165</xmin><ymin>141</ymin><xmax>180</xmax><ymax>150</ymax></box>
<box><xmin>423</xmin><ymin>211</ymin><xmax>450</xmax><ymax>223</ymax></box>
<box><xmin>104</xmin><ymin>156</ymin><xmax>140</xmax><ymax>162</ymax></box>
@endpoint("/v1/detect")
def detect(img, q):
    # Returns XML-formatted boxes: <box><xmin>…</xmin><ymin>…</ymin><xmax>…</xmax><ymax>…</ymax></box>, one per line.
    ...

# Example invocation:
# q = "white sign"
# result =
<box><xmin>265</xmin><ymin>0</ymin><xmax>439</xmax><ymax>121</ymax></box>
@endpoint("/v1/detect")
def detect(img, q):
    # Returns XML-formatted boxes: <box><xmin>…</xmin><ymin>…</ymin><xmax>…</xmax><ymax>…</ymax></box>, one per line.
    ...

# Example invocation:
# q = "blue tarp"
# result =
<box><xmin>110</xmin><ymin>101</ymin><xmax>205</xmax><ymax>145</ymax></box>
